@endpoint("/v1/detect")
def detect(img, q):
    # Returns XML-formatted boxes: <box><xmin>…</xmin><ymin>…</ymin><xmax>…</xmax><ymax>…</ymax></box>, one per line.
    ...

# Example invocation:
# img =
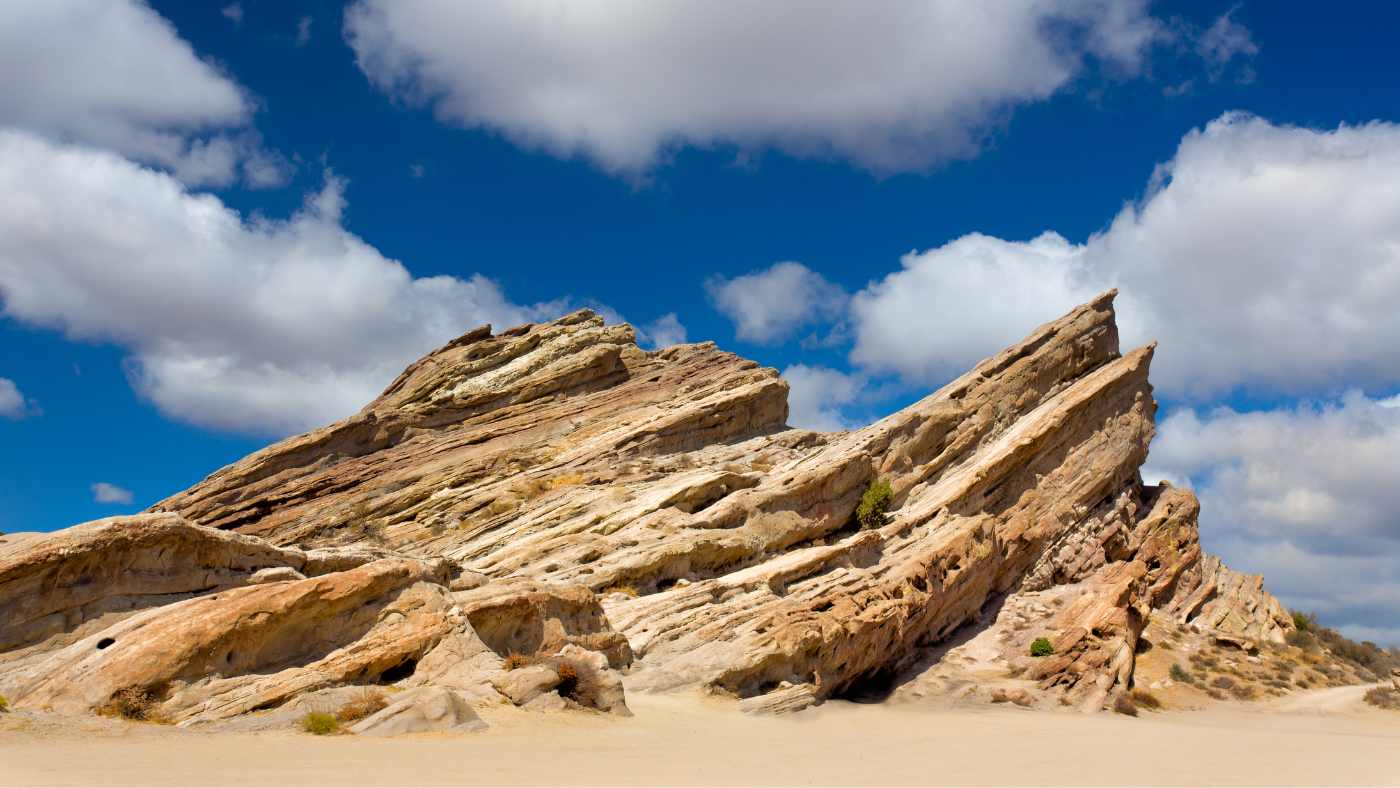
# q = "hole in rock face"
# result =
<box><xmin>378</xmin><ymin>657</ymin><xmax>419</xmax><ymax>683</ymax></box>
<box><xmin>96</xmin><ymin>637</ymin><xmax>115</xmax><ymax>650</ymax></box>
<box><xmin>836</xmin><ymin>667</ymin><xmax>900</xmax><ymax>704</ymax></box>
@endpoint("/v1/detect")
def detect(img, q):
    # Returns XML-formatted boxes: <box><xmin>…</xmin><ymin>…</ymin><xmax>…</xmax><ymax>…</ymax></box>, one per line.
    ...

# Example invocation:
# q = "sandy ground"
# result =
<box><xmin>1</xmin><ymin>686</ymin><xmax>1397</xmax><ymax>787</ymax></box>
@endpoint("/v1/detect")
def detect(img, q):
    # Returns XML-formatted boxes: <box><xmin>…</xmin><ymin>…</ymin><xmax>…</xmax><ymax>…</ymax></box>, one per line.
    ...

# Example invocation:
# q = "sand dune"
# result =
<box><xmin>2</xmin><ymin>687</ymin><xmax>1397</xmax><ymax>787</ymax></box>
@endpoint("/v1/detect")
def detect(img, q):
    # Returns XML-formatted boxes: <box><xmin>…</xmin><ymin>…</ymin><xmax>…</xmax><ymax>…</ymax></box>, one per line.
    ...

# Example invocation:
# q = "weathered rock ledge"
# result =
<box><xmin>0</xmin><ymin>292</ymin><xmax>1298</xmax><ymax>727</ymax></box>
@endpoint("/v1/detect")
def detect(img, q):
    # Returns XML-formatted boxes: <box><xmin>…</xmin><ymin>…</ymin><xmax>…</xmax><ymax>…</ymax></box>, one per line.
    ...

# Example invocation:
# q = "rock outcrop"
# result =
<box><xmin>0</xmin><ymin>292</ymin><xmax>1300</xmax><ymax>725</ymax></box>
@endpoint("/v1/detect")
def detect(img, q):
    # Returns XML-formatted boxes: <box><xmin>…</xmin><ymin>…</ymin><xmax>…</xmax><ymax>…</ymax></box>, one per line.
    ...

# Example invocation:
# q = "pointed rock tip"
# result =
<box><xmin>1089</xmin><ymin>288</ymin><xmax>1119</xmax><ymax>307</ymax></box>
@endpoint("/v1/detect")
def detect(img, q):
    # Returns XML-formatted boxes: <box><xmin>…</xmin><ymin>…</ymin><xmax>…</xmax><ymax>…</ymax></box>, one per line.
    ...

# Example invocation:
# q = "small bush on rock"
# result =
<box><xmin>301</xmin><ymin>712</ymin><xmax>340</xmax><ymax>735</ymax></box>
<box><xmin>1113</xmin><ymin>695</ymin><xmax>1138</xmax><ymax>716</ymax></box>
<box><xmin>1291</xmin><ymin>610</ymin><xmax>1315</xmax><ymax>632</ymax></box>
<box><xmin>1030</xmin><ymin>638</ymin><xmax>1054</xmax><ymax>657</ymax></box>
<box><xmin>336</xmin><ymin>689</ymin><xmax>388</xmax><ymax>723</ymax></box>
<box><xmin>0</xmin><ymin>693</ymin><xmax>8</xmax><ymax>712</ymax></box>
<box><xmin>555</xmin><ymin>662</ymin><xmax>580</xmax><ymax>699</ymax></box>
<box><xmin>1170</xmin><ymin>663</ymin><xmax>1192</xmax><ymax>682</ymax></box>
<box><xmin>97</xmin><ymin>686</ymin><xmax>167</xmax><ymax>723</ymax></box>
<box><xmin>856</xmin><ymin>479</ymin><xmax>893</xmax><ymax>529</ymax></box>
<box><xmin>502</xmin><ymin>652</ymin><xmax>535</xmax><ymax>670</ymax></box>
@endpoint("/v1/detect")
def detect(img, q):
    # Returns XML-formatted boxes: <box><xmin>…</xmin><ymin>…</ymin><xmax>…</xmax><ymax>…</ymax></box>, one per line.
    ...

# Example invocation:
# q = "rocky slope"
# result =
<box><xmin>0</xmin><ymin>292</ymin><xmax>1298</xmax><ymax>727</ymax></box>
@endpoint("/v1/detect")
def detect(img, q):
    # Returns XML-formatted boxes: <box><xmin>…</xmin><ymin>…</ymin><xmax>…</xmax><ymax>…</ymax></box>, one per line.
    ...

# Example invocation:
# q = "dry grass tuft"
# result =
<box><xmin>604</xmin><ymin>583</ymin><xmax>640</xmax><ymax>598</ymax></box>
<box><xmin>1112</xmin><ymin>694</ymin><xmax>1138</xmax><ymax>717</ymax></box>
<box><xmin>1130</xmin><ymin>689</ymin><xmax>1161</xmax><ymax>710</ymax></box>
<box><xmin>555</xmin><ymin>662</ymin><xmax>580</xmax><ymax>699</ymax></box>
<box><xmin>1364</xmin><ymin>687</ymin><xmax>1400</xmax><ymax>711</ymax></box>
<box><xmin>97</xmin><ymin>686</ymin><xmax>168</xmax><ymax>723</ymax></box>
<box><xmin>336</xmin><ymin>689</ymin><xmax>389</xmax><ymax>723</ymax></box>
<box><xmin>502</xmin><ymin>652</ymin><xmax>535</xmax><ymax>670</ymax></box>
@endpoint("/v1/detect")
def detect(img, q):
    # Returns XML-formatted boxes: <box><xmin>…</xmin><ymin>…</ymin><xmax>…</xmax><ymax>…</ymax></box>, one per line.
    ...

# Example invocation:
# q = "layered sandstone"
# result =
<box><xmin>0</xmin><ymin>292</ymin><xmax>1299</xmax><ymax>724</ymax></box>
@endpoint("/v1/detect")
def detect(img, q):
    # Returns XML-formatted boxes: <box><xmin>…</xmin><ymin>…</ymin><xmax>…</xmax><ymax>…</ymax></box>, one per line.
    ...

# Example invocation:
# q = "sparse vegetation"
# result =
<box><xmin>856</xmin><ymin>478</ymin><xmax>893</xmax><ymax>530</ymax></box>
<box><xmin>1113</xmin><ymin>694</ymin><xmax>1138</xmax><ymax>716</ymax></box>
<box><xmin>1170</xmin><ymin>663</ymin><xmax>1192</xmax><ymax>683</ymax></box>
<box><xmin>301</xmin><ymin>711</ymin><xmax>341</xmax><ymax>735</ymax></box>
<box><xmin>1291</xmin><ymin>610</ymin><xmax>1315</xmax><ymax>632</ymax></box>
<box><xmin>97</xmin><ymin>686</ymin><xmax>167</xmax><ymax>723</ymax></box>
<box><xmin>502</xmin><ymin>652</ymin><xmax>535</xmax><ymax>670</ymax></box>
<box><xmin>1364</xmin><ymin>687</ymin><xmax>1399</xmax><ymax>711</ymax></box>
<box><xmin>1286</xmin><ymin>629</ymin><xmax>1316</xmax><ymax>650</ymax></box>
<box><xmin>1130</xmin><ymin>689</ymin><xmax>1161</xmax><ymax>710</ymax></box>
<box><xmin>1211</xmin><ymin>675</ymin><xmax>1236</xmax><ymax>690</ymax></box>
<box><xmin>604</xmin><ymin>583</ymin><xmax>639</xmax><ymax>598</ymax></box>
<box><xmin>336</xmin><ymin>689</ymin><xmax>388</xmax><ymax>723</ymax></box>
<box><xmin>1230</xmin><ymin>684</ymin><xmax>1257</xmax><ymax>701</ymax></box>
<box><xmin>0</xmin><ymin>693</ymin><xmax>8</xmax><ymax>713</ymax></box>
<box><xmin>1287</xmin><ymin>611</ymin><xmax>1399</xmax><ymax>680</ymax></box>
<box><xmin>1030</xmin><ymin>637</ymin><xmax>1054</xmax><ymax>658</ymax></box>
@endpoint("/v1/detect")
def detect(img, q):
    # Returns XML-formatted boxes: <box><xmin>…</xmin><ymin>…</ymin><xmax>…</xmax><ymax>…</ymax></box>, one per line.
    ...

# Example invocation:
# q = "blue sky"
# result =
<box><xmin>1</xmin><ymin>1</ymin><xmax>1397</xmax><ymax>644</ymax></box>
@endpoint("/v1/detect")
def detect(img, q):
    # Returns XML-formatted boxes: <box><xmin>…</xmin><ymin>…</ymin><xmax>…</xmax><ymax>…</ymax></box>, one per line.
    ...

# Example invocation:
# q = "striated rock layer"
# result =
<box><xmin>0</xmin><ymin>292</ymin><xmax>1294</xmax><ymax>723</ymax></box>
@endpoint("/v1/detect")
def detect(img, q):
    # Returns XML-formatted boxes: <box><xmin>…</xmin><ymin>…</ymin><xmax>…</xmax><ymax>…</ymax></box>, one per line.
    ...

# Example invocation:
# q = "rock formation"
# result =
<box><xmin>0</xmin><ymin>291</ymin><xmax>1298</xmax><ymax>725</ymax></box>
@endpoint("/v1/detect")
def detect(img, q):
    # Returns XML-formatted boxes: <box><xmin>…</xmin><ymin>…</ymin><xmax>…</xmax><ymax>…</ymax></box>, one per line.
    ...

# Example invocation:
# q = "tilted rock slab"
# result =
<box><xmin>0</xmin><ymin>292</ymin><xmax>1295</xmax><ymax>721</ymax></box>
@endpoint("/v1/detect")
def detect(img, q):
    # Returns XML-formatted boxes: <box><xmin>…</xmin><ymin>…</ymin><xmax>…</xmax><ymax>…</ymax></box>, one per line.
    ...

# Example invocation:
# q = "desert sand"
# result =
<box><xmin>2</xmin><ymin>686</ymin><xmax>1396</xmax><ymax>787</ymax></box>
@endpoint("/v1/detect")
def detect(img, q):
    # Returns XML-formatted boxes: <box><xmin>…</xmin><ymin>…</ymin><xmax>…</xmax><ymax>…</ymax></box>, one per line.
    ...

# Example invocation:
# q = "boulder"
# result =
<box><xmin>350</xmin><ymin>687</ymin><xmax>486</xmax><ymax>736</ymax></box>
<box><xmin>738</xmin><ymin>683</ymin><xmax>819</xmax><ymax>715</ymax></box>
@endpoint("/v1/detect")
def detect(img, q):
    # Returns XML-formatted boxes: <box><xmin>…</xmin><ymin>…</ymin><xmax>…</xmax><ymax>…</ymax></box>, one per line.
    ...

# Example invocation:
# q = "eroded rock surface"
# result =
<box><xmin>0</xmin><ymin>293</ymin><xmax>1304</xmax><ymax>724</ymax></box>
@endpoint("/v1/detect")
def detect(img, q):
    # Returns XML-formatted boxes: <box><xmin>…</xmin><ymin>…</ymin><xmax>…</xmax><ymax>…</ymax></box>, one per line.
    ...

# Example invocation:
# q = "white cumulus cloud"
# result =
<box><xmin>345</xmin><ymin>0</ymin><xmax>1162</xmax><ymax>175</ymax></box>
<box><xmin>0</xmin><ymin>0</ymin><xmax>286</xmax><ymax>188</ymax></box>
<box><xmin>707</xmin><ymin>262</ymin><xmax>848</xmax><ymax>345</ymax></box>
<box><xmin>638</xmin><ymin>313</ymin><xmax>688</xmax><ymax>349</ymax></box>
<box><xmin>782</xmin><ymin>364</ymin><xmax>866</xmax><ymax>432</ymax></box>
<box><xmin>1149</xmin><ymin>393</ymin><xmax>1400</xmax><ymax>644</ymax></box>
<box><xmin>0</xmin><ymin>130</ymin><xmax>565</xmax><ymax>436</ymax></box>
<box><xmin>0</xmin><ymin>377</ymin><xmax>36</xmax><ymax>419</ymax></box>
<box><xmin>91</xmin><ymin>482</ymin><xmax>135</xmax><ymax>505</ymax></box>
<box><xmin>849</xmin><ymin>113</ymin><xmax>1400</xmax><ymax>400</ymax></box>
<box><xmin>850</xmin><ymin>231</ymin><xmax>1096</xmax><ymax>384</ymax></box>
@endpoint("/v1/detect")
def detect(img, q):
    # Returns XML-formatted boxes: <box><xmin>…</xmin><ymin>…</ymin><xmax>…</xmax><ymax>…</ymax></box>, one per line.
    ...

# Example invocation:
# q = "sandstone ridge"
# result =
<box><xmin>0</xmin><ymin>293</ymin><xmax>1297</xmax><ymax>725</ymax></box>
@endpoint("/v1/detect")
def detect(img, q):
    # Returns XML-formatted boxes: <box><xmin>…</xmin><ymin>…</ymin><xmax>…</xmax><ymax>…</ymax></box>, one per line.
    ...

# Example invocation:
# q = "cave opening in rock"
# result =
<box><xmin>96</xmin><ymin>637</ymin><xmax>115</xmax><ymax>650</ymax></box>
<box><xmin>378</xmin><ymin>656</ymin><xmax>419</xmax><ymax>683</ymax></box>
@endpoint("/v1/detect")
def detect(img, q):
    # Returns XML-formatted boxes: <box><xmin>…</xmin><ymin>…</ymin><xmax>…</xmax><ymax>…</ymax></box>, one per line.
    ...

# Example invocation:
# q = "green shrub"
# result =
<box><xmin>1170</xmin><ymin>663</ymin><xmax>1191</xmax><ymax>683</ymax></box>
<box><xmin>856</xmin><ymin>479</ymin><xmax>893</xmax><ymax>529</ymax></box>
<box><xmin>1030</xmin><ymin>637</ymin><xmax>1054</xmax><ymax>657</ymax></box>
<box><xmin>1291</xmin><ymin>610</ymin><xmax>1315</xmax><ymax>632</ymax></box>
<box><xmin>301</xmin><ymin>711</ymin><xmax>340</xmax><ymax>735</ymax></box>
